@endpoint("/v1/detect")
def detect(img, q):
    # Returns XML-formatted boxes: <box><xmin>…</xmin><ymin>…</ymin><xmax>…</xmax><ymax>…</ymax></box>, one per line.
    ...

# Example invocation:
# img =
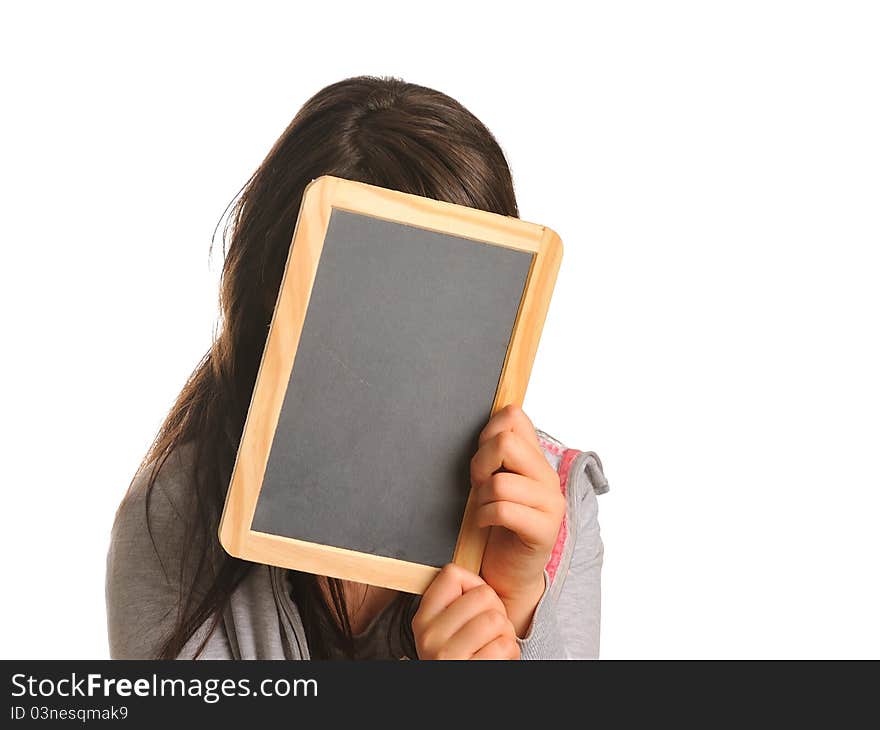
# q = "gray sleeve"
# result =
<box><xmin>555</xmin><ymin>472</ymin><xmax>604</xmax><ymax>659</ymax></box>
<box><xmin>105</xmin><ymin>449</ymin><xmax>233</xmax><ymax>660</ymax></box>
<box><xmin>517</xmin><ymin>462</ymin><xmax>604</xmax><ymax>660</ymax></box>
<box><xmin>516</xmin><ymin>569</ymin><xmax>566</xmax><ymax>659</ymax></box>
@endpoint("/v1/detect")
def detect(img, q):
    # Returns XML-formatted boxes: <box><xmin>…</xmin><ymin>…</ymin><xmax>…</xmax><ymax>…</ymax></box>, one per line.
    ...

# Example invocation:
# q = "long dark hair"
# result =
<box><xmin>135</xmin><ymin>75</ymin><xmax>520</xmax><ymax>659</ymax></box>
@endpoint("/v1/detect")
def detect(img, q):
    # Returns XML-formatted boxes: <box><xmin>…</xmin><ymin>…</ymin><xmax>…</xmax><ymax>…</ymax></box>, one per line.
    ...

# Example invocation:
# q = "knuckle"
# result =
<box><xmin>502</xmin><ymin>637</ymin><xmax>520</xmax><ymax>658</ymax></box>
<box><xmin>470</xmin><ymin>457</ymin><xmax>488</xmax><ymax>485</ymax></box>
<box><xmin>494</xmin><ymin>501</ymin><xmax>511</xmax><ymax>522</ymax></box>
<box><xmin>487</xmin><ymin>472</ymin><xmax>508</xmax><ymax>498</ymax></box>
<box><xmin>411</xmin><ymin>613</ymin><xmax>424</xmax><ymax>634</ymax></box>
<box><xmin>484</xmin><ymin>502</ymin><xmax>498</xmax><ymax>520</ymax></box>
<box><xmin>473</xmin><ymin>583</ymin><xmax>496</xmax><ymax>605</ymax></box>
<box><xmin>484</xmin><ymin>610</ymin><xmax>507</xmax><ymax>633</ymax></box>
<box><xmin>501</xmin><ymin>403</ymin><xmax>521</xmax><ymax>418</ymax></box>
<box><xmin>497</xmin><ymin>430</ymin><xmax>516</xmax><ymax>450</ymax></box>
<box><xmin>418</xmin><ymin>625</ymin><xmax>438</xmax><ymax>650</ymax></box>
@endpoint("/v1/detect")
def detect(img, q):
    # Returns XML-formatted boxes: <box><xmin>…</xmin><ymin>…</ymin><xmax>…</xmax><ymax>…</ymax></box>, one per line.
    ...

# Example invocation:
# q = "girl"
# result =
<box><xmin>106</xmin><ymin>76</ymin><xmax>608</xmax><ymax>660</ymax></box>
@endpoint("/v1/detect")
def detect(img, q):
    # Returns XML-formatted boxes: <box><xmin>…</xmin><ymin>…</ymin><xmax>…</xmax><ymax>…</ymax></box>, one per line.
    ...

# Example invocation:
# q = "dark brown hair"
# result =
<box><xmin>136</xmin><ymin>75</ymin><xmax>519</xmax><ymax>659</ymax></box>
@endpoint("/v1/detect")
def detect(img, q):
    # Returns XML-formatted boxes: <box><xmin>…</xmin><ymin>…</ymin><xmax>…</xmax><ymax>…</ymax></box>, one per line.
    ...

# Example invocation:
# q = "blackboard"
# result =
<box><xmin>220</xmin><ymin>176</ymin><xmax>562</xmax><ymax>593</ymax></box>
<box><xmin>250</xmin><ymin>209</ymin><xmax>533</xmax><ymax>567</ymax></box>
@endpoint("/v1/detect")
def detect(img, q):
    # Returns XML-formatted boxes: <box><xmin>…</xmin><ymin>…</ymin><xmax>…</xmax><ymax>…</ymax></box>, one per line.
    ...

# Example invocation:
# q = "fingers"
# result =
<box><xmin>413</xmin><ymin>565</ymin><xmax>518</xmax><ymax>660</ymax></box>
<box><xmin>478</xmin><ymin>404</ymin><xmax>542</xmax><ymax>454</ymax></box>
<box><xmin>476</xmin><ymin>471</ymin><xmax>550</xmax><ymax>510</ymax></box>
<box><xmin>474</xmin><ymin>500</ymin><xmax>553</xmax><ymax>546</ymax></box>
<box><xmin>470</xmin><ymin>428</ymin><xmax>556</xmax><ymax>489</ymax></box>
<box><xmin>421</xmin><ymin>583</ymin><xmax>507</xmax><ymax>647</ymax></box>
<box><xmin>471</xmin><ymin>634</ymin><xmax>521</xmax><ymax>660</ymax></box>
<box><xmin>414</xmin><ymin>563</ymin><xmax>485</xmax><ymax>629</ymax></box>
<box><xmin>470</xmin><ymin>435</ymin><xmax>564</xmax><ymax>549</ymax></box>
<box><xmin>439</xmin><ymin>609</ymin><xmax>517</xmax><ymax>660</ymax></box>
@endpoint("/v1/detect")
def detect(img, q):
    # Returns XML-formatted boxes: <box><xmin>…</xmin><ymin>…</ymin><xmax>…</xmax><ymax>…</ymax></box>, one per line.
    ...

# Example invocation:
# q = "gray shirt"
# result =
<box><xmin>106</xmin><ymin>430</ymin><xmax>607</xmax><ymax>659</ymax></box>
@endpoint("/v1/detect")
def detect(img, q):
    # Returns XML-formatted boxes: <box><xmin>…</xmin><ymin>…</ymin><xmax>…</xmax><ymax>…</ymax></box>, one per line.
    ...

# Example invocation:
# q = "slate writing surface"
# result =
<box><xmin>250</xmin><ymin>208</ymin><xmax>533</xmax><ymax>567</ymax></box>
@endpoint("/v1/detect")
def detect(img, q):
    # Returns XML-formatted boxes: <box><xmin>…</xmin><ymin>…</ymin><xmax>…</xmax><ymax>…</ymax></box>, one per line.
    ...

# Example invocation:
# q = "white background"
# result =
<box><xmin>2</xmin><ymin>1</ymin><xmax>878</xmax><ymax>659</ymax></box>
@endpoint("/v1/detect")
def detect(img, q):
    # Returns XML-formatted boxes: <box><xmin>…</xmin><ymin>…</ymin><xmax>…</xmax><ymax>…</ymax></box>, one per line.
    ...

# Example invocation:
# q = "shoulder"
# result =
<box><xmin>114</xmin><ymin>441</ymin><xmax>198</xmax><ymax>530</ymax></box>
<box><xmin>105</xmin><ymin>441</ymin><xmax>200</xmax><ymax>658</ymax></box>
<box><xmin>108</xmin><ymin>440</ymin><xmax>202</xmax><ymax>580</ymax></box>
<box><xmin>535</xmin><ymin>428</ymin><xmax>609</xmax><ymax>500</ymax></box>
<box><xmin>534</xmin><ymin>428</ymin><xmax>608</xmax><ymax>585</ymax></box>
<box><xmin>113</xmin><ymin>440</ymin><xmax>205</xmax><ymax>558</ymax></box>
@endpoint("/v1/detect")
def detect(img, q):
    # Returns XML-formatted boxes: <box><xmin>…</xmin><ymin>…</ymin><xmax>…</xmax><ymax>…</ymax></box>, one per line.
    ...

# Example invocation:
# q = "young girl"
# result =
<box><xmin>106</xmin><ymin>76</ymin><xmax>608</xmax><ymax>660</ymax></box>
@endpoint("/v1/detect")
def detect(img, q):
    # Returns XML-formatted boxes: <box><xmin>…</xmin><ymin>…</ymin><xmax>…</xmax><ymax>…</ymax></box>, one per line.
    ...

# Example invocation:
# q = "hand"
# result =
<box><xmin>412</xmin><ymin>564</ymin><xmax>520</xmax><ymax>660</ymax></box>
<box><xmin>471</xmin><ymin>404</ymin><xmax>566</xmax><ymax>637</ymax></box>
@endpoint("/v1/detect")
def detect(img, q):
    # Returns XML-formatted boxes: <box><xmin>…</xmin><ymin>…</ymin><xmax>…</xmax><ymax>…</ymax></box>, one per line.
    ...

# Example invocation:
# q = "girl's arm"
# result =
<box><xmin>106</xmin><ymin>449</ymin><xmax>235</xmax><ymax>660</ymax></box>
<box><xmin>415</xmin><ymin>477</ymin><xmax>604</xmax><ymax>661</ymax></box>
<box><xmin>516</xmin><ymin>474</ymin><xmax>604</xmax><ymax>659</ymax></box>
<box><xmin>554</xmin><ymin>473</ymin><xmax>603</xmax><ymax>658</ymax></box>
<box><xmin>467</xmin><ymin>405</ymin><xmax>605</xmax><ymax>659</ymax></box>
<box><xmin>469</xmin><ymin>405</ymin><xmax>567</xmax><ymax>636</ymax></box>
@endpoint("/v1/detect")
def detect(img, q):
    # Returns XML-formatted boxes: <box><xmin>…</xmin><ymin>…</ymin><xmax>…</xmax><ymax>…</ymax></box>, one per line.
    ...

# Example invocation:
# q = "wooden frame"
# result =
<box><xmin>219</xmin><ymin>175</ymin><xmax>562</xmax><ymax>594</ymax></box>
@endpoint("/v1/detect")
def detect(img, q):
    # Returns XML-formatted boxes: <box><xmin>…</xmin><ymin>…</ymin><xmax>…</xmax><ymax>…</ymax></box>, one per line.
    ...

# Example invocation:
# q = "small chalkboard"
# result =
<box><xmin>219</xmin><ymin>176</ymin><xmax>562</xmax><ymax>594</ymax></box>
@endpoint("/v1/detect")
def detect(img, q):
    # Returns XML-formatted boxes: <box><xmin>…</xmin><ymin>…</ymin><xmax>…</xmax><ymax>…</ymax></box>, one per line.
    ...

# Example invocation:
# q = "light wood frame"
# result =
<box><xmin>219</xmin><ymin>175</ymin><xmax>562</xmax><ymax>594</ymax></box>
